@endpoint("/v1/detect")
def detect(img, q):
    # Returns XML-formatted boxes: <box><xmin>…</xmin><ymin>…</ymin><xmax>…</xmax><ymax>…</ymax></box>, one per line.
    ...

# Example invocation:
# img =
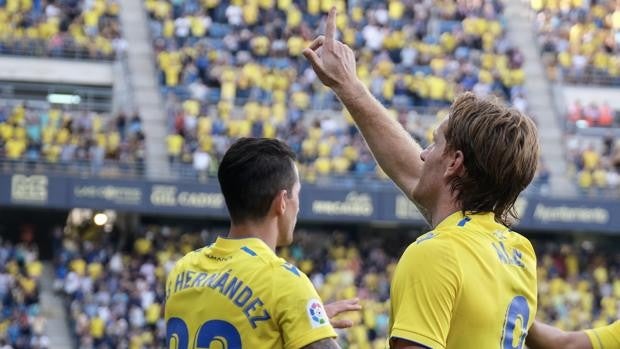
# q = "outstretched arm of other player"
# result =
<box><xmin>527</xmin><ymin>320</ymin><xmax>620</xmax><ymax>349</ymax></box>
<box><xmin>302</xmin><ymin>338</ymin><xmax>341</xmax><ymax>349</ymax></box>
<box><xmin>324</xmin><ymin>298</ymin><xmax>362</xmax><ymax>328</ymax></box>
<box><xmin>303</xmin><ymin>8</ymin><xmax>425</xmax><ymax>212</ymax></box>
<box><xmin>526</xmin><ymin>321</ymin><xmax>592</xmax><ymax>349</ymax></box>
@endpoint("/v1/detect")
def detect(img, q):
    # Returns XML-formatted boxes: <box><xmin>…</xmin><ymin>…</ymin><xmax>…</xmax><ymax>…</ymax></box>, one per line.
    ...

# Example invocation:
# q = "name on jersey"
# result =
<box><xmin>492</xmin><ymin>241</ymin><xmax>525</xmax><ymax>268</ymax></box>
<box><xmin>168</xmin><ymin>269</ymin><xmax>271</xmax><ymax>329</ymax></box>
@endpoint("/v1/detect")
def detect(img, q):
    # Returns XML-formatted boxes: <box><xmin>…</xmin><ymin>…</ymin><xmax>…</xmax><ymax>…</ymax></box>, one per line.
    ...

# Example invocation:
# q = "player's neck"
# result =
<box><xmin>228</xmin><ymin>220</ymin><xmax>278</xmax><ymax>251</ymax></box>
<box><xmin>428</xmin><ymin>194</ymin><xmax>462</xmax><ymax>229</ymax></box>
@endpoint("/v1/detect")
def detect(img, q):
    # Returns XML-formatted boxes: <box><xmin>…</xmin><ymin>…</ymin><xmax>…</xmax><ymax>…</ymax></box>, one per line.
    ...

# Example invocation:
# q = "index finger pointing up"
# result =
<box><xmin>325</xmin><ymin>7</ymin><xmax>337</xmax><ymax>49</ymax></box>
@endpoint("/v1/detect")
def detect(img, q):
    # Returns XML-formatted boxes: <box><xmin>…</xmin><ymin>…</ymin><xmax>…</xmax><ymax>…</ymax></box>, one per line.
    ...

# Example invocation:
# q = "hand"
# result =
<box><xmin>324</xmin><ymin>298</ymin><xmax>362</xmax><ymax>329</ymax></box>
<box><xmin>303</xmin><ymin>7</ymin><xmax>359</xmax><ymax>93</ymax></box>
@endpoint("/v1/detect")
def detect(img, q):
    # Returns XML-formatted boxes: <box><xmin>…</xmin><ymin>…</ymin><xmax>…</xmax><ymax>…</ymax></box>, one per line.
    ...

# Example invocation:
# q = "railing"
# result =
<box><xmin>0</xmin><ymin>159</ymin><xmax>146</xmax><ymax>179</ymax></box>
<box><xmin>0</xmin><ymin>43</ymin><xmax>116</xmax><ymax>61</ymax></box>
<box><xmin>0</xmin><ymin>81</ymin><xmax>113</xmax><ymax>113</ymax></box>
<box><xmin>556</xmin><ymin>67</ymin><xmax>620</xmax><ymax>87</ymax></box>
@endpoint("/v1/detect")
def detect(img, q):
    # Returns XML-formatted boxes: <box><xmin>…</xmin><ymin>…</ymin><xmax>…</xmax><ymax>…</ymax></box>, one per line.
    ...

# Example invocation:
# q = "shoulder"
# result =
<box><xmin>507</xmin><ymin>230</ymin><xmax>537</xmax><ymax>260</ymax></box>
<box><xmin>268</xmin><ymin>257</ymin><xmax>317</xmax><ymax>297</ymax></box>
<box><xmin>270</xmin><ymin>257</ymin><xmax>310</xmax><ymax>282</ymax></box>
<box><xmin>169</xmin><ymin>247</ymin><xmax>208</xmax><ymax>274</ymax></box>
<box><xmin>400</xmin><ymin>232</ymin><xmax>459</xmax><ymax>267</ymax></box>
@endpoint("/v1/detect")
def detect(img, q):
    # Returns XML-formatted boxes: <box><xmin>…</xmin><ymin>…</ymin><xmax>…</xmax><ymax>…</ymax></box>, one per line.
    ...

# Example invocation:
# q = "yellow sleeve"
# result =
<box><xmin>273</xmin><ymin>262</ymin><xmax>337</xmax><ymax>349</ymax></box>
<box><xmin>586</xmin><ymin>321</ymin><xmax>620</xmax><ymax>349</ymax></box>
<box><xmin>389</xmin><ymin>237</ymin><xmax>461</xmax><ymax>349</ymax></box>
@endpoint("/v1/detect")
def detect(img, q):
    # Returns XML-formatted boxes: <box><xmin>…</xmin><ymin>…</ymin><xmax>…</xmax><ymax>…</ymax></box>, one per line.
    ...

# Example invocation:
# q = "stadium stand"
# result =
<box><xmin>566</xmin><ymin>99</ymin><xmax>619</xmax><ymax>128</ymax></box>
<box><xmin>52</xmin><ymin>225</ymin><xmax>400</xmax><ymax>348</ymax></box>
<box><xmin>565</xmin><ymin>133</ymin><xmax>620</xmax><ymax>195</ymax></box>
<box><xmin>53</xmin><ymin>222</ymin><xmax>619</xmax><ymax>348</ymax></box>
<box><xmin>55</xmin><ymin>224</ymin><xmax>190</xmax><ymax>348</ymax></box>
<box><xmin>147</xmin><ymin>0</ymin><xmax>533</xmax><ymax>179</ymax></box>
<box><xmin>532</xmin><ymin>0</ymin><xmax>620</xmax><ymax>85</ymax></box>
<box><xmin>0</xmin><ymin>239</ymin><xmax>48</xmax><ymax>349</ymax></box>
<box><xmin>535</xmin><ymin>240</ymin><xmax>620</xmax><ymax>331</ymax></box>
<box><xmin>0</xmin><ymin>0</ymin><xmax>126</xmax><ymax>60</ymax></box>
<box><xmin>0</xmin><ymin>102</ymin><xmax>146</xmax><ymax>176</ymax></box>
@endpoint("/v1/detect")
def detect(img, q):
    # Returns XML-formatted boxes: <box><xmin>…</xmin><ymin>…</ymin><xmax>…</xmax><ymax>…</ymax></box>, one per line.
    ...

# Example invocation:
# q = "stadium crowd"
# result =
<box><xmin>535</xmin><ymin>240</ymin><xmax>620</xmax><ymax>332</ymax></box>
<box><xmin>532</xmin><ymin>0</ymin><xmax>620</xmax><ymax>84</ymax></box>
<box><xmin>0</xmin><ymin>0</ymin><xmax>125</xmax><ymax>59</ymax></box>
<box><xmin>0</xmin><ymin>103</ymin><xmax>146</xmax><ymax>175</ymax></box>
<box><xmin>566</xmin><ymin>133</ymin><xmax>620</xmax><ymax>195</ymax></box>
<box><xmin>54</xmin><ymin>224</ymin><xmax>174</xmax><ymax>348</ymax></box>
<box><xmin>567</xmin><ymin>99</ymin><xmax>618</xmax><ymax>128</ymax></box>
<box><xmin>54</xmin><ymin>222</ymin><xmax>619</xmax><ymax>349</ymax></box>
<box><xmin>0</xmin><ymin>239</ymin><xmax>48</xmax><ymax>349</ymax></box>
<box><xmin>148</xmin><ymin>0</ymin><xmax>532</xmax><ymax>179</ymax></box>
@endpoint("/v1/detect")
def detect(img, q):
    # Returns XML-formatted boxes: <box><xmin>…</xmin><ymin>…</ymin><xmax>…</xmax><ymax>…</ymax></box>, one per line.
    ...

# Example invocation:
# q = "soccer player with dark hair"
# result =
<box><xmin>165</xmin><ymin>137</ymin><xmax>359</xmax><ymax>349</ymax></box>
<box><xmin>302</xmin><ymin>7</ymin><xmax>613</xmax><ymax>349</ymax></box>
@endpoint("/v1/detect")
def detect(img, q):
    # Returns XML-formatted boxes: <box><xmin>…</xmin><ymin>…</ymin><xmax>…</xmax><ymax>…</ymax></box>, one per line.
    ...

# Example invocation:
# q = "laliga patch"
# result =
<box><xmin>307</xmin><ymin>299</ymin><xmax>329</xmax><ymax>328</ymax></box>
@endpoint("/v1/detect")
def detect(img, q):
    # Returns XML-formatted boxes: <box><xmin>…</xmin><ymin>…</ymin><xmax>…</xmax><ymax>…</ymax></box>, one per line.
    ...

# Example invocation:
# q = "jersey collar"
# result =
<box><xmin>434</xmin><ymin>210</ymin><xmax>497</xmax><ymax>230</ymax></box>
<box><xmin>211</xmin><ymin>236</ymin><xmax>275</xmax><ymax>257</ymax></box>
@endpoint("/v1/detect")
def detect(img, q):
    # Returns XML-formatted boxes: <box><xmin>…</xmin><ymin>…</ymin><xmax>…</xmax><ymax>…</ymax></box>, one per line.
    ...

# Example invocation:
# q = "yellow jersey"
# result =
<box><xmin>586</xmin><ymin>321</ymin><xmax>620</xmax><ymax>349</ymax></box>
<box><xmin>389</xmin><ymin>211</ymin><xmax>537</xmax><ymax>349</ymax></box>
<box><xmin>165</xmin><ymin>237</ymin><xmax>337</xmax><ymax>349</ymax></box>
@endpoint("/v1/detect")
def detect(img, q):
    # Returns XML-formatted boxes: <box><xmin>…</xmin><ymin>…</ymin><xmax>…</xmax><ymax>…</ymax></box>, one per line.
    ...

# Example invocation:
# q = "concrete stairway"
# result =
<box><xmin>118</xmin><ymin>0</ymin><xmax>169</xmax><ymax>179</ymax></box>
<box><xmin>504</xmin><ymin>0</ymin><xmax>575</xmax><ymax>196</ymax></box>
<box><xmin>40</xmin><ymin>263</ymin><xmax>73</xmax><ymax>349</ymax></box>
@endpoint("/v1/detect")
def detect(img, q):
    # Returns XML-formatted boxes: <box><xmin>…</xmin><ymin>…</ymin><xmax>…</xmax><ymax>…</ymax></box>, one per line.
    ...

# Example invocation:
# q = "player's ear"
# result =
<box><xmin>445</xmin><ymin>149</ymin><xmax>465</xmax><ymax>178</ymax></box>
<box><xmin>272</xmin><ymin>189</ymin><xmax>288</xmax><ymax>216</ymax></box>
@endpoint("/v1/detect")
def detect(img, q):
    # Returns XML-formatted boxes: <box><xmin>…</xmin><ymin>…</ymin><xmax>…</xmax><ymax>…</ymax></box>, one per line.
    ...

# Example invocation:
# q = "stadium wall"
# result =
<box><xmin>561</xmin><ymin>85</ymin><xmax>620</xmax><ymax>110</ymax></box>
<box><xmin>1</xmin><ymin>173</ymin><xmax>618</xmax><ymax>233</ymax></box>
<box><xmin>0</xmin><ymin>56</ymin><xmax>113</xmax><ymax>85</ymax></box>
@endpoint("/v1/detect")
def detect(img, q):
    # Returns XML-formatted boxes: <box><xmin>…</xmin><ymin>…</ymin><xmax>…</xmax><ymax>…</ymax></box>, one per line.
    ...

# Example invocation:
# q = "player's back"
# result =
<box><xmin>390</xmin><ymin>212</ymin><xmax>537</xmax><ymax>349</ymax></box>
<box><xmin>445</xmin><ymin>213</ymin><xmax>537</xmax><ymax>348</ymax></box>
<box><xmin>165</xmin><ymin>236</ymin><xmax>336</xmax><ymax>349</ymax></box>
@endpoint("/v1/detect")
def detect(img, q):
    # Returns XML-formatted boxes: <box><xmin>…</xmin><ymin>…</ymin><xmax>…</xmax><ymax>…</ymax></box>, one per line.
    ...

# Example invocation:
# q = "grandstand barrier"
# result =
<box><xmin>1</xmin><ymin>172</ymin><xmax>619</xmax><ymax>233</ymax></box>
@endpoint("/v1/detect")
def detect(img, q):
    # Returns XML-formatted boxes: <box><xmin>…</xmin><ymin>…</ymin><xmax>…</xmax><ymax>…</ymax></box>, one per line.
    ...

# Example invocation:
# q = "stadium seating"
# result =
<box><xmin>535</xmin><ymin>240</ymin><xmax>620</xmax><ymax>331</ymax></box>
<box><xmin>147</xmin><ymin>0</ymin><xmax>532</xmax><ymax>179</ymax></box>
<box><xmin>532</xmin><ymin>0</ymin><xmax>620</xmax><ymax>84</ymax></box>
<box><xmin>565</xmin><ymin>133</ymin><xmax>620</xmax><ymax>195</ymax></box>
<box><xmin>55</xmin><ymin>225</ymin><xmax>196</xmax><ymax>348</ymax></box>
<box><xmin>0</xmin><ymin>240</ymin><xmax>48</xmax><ymax>348</ymax></box>
<box><xmin>0</xmin><ymin>103</ymin><xmax>146</xmax><ymax>176</ymax></box>
<box><xmin>54</xmin><ymin>224</ymin><xmax>619</xmax><ymax>348</ymax></box>
<box><xmin>0</xmin><ymin>0</ymin><xmax>125</xmax><ymax>59</ymax></box>
<box><xmin>566</xmin><ymin>100</ymin><xmax>619</xmax><ymax>128</ymax></box>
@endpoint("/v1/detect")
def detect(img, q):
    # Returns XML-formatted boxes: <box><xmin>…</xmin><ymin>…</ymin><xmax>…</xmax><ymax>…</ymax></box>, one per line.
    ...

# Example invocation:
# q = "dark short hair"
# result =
<box><xmin>218</xmin><ymin>138</ymin><xmax>297</xmax><ymax>224</ymax></box>
<box><xmin>445</xmin><ymin>92</ymin><xmax>539</xmax><ymax>226</ymax></box>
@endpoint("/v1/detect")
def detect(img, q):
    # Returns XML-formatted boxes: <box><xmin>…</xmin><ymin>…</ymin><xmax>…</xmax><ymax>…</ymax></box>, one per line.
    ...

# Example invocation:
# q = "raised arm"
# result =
<box><xmin>303</xmin><ymin>8</ymin><xmax>425</xmax><ymax>205</ymax></box>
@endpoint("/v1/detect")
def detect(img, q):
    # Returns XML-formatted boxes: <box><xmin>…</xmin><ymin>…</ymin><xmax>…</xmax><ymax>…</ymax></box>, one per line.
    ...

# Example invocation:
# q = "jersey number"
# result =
<box><xmin>167</xmin><ymin>317</ymin><xmax>242</xmax><ymax>349</ymax></box>
<box><xmin>500</xmin><ymin>296</ymin><xmax>530</xmax><ymax>349</ymax></box>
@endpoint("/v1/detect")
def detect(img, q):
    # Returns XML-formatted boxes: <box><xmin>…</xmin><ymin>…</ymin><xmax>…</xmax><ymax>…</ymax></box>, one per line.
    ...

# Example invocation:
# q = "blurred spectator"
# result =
<box><xmin>535</xmin><ymin>241</ymin><xmax>620</xmax><ymax>331</ymax></box>
<box><xmin>55</xmin><ymin>225</ymin><xmax>187</xmax><ymax>349</ymax></box>
<box><xmin>567</xmin><ymin>134</ymin><xmax>620</xmax><ymax>196</ymax></box>
<box><xmin>0</xmin><ymin>0</ymin><xmax>126</xmax><ymax>59</ymax></box>
<box><xmin>54</xmin><ymin>221</ymin><xmax>620</xmax><ymax>348</ymax></box>
<box><xmin>533</xmin><ymin>1</ymin><xmax>620</xmax><ymax>84</ymax></box>
<box><xmin>0</xmin><ymin>102</ymin><xmax>145</xmax><ymax>176</ymax></box>
<box><xmin>0</xmin><ymin>239</ymin><xmax>48</xmax><ymax>349</ymax></box>
<box><xmin>568</xmin><ymin>100</ymin><xmax>618</xmax><ymax>128</ymax></box>
<box><xmin>147</xmin><ymin>0</ymin><xmax>533</xmax><ymax>181</ymax></box>
<box><xmin>532</xmin><ymin>159</ymin><xmax>551</xmax><ymax>195</ymax></box>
